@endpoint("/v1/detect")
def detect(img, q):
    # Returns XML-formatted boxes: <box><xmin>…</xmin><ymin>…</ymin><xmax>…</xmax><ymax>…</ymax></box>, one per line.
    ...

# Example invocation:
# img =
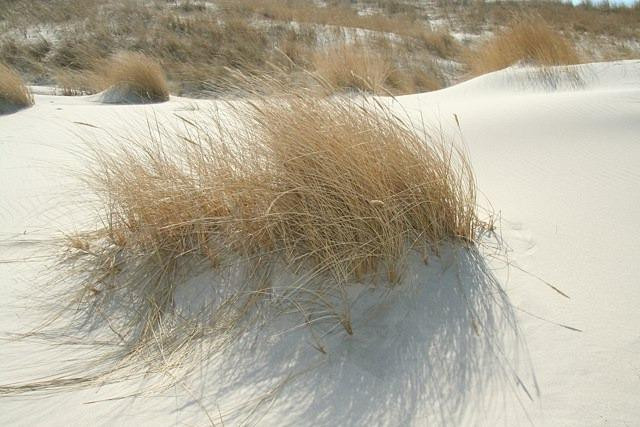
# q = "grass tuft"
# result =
<box><xmin>99</xmin><ymin>52</ymin><xmax>170</xmax><ymax>103</ymax></box>
<box><xmin>467</xmin><ymin>16</ymin><xmax>580</xmax><ymax>76</ymax></box>
<box><xmin>54</xmin><ymin>89</ymin><xmax>480</xmax><ymax>366</ymax></box>
<box><xmin>0</xmin><ymin>62</ymin><xmax>33</xmax><ymax>113</ymax></box>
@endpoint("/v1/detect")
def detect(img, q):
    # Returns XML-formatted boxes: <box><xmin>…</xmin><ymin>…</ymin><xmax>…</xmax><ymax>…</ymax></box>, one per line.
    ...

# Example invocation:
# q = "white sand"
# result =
<box><xmin>1</xmin><ymin>60</ymin><xmax>639</xmax><ymax>426</ymax></box>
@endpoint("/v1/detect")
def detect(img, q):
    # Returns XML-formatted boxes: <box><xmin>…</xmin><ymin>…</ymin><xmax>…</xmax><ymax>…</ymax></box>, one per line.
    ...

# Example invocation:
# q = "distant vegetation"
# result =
<box><xmin>62</xmin><ymin>89</ymin><xmax>479</xmax><ymax>357</ymax></box>
<box><xmin>0</xmin><ymin>0</ymin><xmax>638</xmax><ymax>96</ymax></box>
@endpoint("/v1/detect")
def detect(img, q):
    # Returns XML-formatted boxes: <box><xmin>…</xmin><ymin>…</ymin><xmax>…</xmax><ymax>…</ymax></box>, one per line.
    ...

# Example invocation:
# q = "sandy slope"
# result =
<box><xmin>1</xmin><ymin>60</ymin><xmax>639</xmax><ymax>426</ymax></box>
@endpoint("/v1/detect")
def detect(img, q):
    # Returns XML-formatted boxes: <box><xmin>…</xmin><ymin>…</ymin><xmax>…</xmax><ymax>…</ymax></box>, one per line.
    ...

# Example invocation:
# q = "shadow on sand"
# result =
<box><xmin>166</xmin><ymin>245</ymin><xmax>536</xmax><ymax>426</ymax></box>
<box><xmin>0</xmin><ymin>241</ymin><xmax>535</xmax><ymax>426</ymax></box>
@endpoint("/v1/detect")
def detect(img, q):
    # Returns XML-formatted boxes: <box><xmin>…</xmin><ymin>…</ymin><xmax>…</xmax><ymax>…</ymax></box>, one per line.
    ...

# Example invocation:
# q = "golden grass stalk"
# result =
<box><xmin>99</xmin><ymin>52</ymin><xmax>170</xmax><ymax>103</ymax></box>
<box><xmin>467</xmin><ymin>16</ymin><xmax>580</xmax><ymax>76</ymax></box>
<box><xmin>0</xmin><ymin>62</ymin><xmax>33</xmax><ymax>113</ymax></box>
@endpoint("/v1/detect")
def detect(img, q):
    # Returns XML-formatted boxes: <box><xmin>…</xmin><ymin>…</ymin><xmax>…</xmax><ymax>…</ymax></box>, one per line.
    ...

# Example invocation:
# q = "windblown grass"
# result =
<box><xmin>42</xmin><ymin>88</ymin><xmax>478</xmax><ymax>367</ymax></box>
<box><xmin>98</xmin><ymin>52</ymin><xmax>170</xmax><ymax>103</ymax></box>
<box><xmin>0</xmin><ymin>62</ymin><xmax>33</xmax><ymax>113</ymax></box>
<box><xmin>467</xmin><ymin>17</ymin><xmax>581</xmax><ymax>76</ymax></box>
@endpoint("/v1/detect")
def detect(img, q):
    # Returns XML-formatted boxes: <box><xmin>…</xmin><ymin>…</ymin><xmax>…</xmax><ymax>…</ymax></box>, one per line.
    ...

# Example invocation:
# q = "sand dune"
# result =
<box><xmin>1</xmin><ymin>60</ymin><xmax>639</xmax><ymax>426</ymax></box>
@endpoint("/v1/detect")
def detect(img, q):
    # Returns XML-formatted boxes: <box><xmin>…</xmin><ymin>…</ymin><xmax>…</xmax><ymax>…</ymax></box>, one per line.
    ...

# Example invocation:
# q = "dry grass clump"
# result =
<box><xmin>0</xmin><ymin>62</ymin><xmax>33</xmax><ymax>113</ymax></box>
<box><xmin>98</xmin><ymin>52</ymin><xmax>170</xmax><ymax>103</ymax></box>
<box><xmin>222</xmin><ymin>0</ymin><xmax>388</xmax><ymax>33</ymax></box>
<box><xmin>58</xmin><ymin>91</ymin><xmax>478</xmax><ymax>361</ymax></box>
<box><xmin>95</xmin><ymin>96</ymin><xmax>477</xmax><ymax>278</ymax></box>
<box><xmin>467</xmin><ymin>17</ymin><xmax>581</xmax><ymax>75</ymax></box>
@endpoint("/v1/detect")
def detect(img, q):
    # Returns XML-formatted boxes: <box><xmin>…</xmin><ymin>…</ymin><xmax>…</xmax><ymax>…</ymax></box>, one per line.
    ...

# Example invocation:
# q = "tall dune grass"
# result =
<box><xmin>0</xmin><ymin>63</ymin><xmax>33</xmax><ymax>113</ymax></box>
<box><xmin>467</xmin><ymin>17</ymin><xmax>580</xmax><ymax>76</ymax></box>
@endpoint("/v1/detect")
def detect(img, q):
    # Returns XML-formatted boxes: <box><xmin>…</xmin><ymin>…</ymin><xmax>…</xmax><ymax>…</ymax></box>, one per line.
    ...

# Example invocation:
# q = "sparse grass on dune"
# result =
<box><xmin>0</xmin><ymin>0</ymin><xmax>458</xmax><ymax>96</ymax></box>
<box><xmin>1</xmin><ymin>0</ymin><xmax>639</xmax><ymax>96</ymax></box>
<box><xmin>311</xmin><ymin>40</ymin><xmax>445</xmax><ymax>95</ymax></box>
<box><xmin>438</xmin><ymin>0</ymin><xmax>640</xmax><ymax>39</ymax></box>
<box><xmin>0</xmin><ymin>62</ymin><xmax>33</xmax><ymax>113</ymax></box>
<box><xmin>221</xmin><ymin>0</ymin><xmax>403</xmax><ymax>35</ymax></box>
<box><xmin>467</xmin><ymin>17</ymin><xmax>581</xmax><ymax>76</ymax></box>
<box><xmin>221</xmin><ymin>0</ymin><xmax>461</xmax><ymax>59</ymax></box>
<box><xmin>98</xmin><ymin>52</ymin><xmax>170</xmax><ymax>103</ymax></box>
<box><xmin>54</xmin><ymin>69</ymin><xmax>99</xmax><ymax>96</ymax></box>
